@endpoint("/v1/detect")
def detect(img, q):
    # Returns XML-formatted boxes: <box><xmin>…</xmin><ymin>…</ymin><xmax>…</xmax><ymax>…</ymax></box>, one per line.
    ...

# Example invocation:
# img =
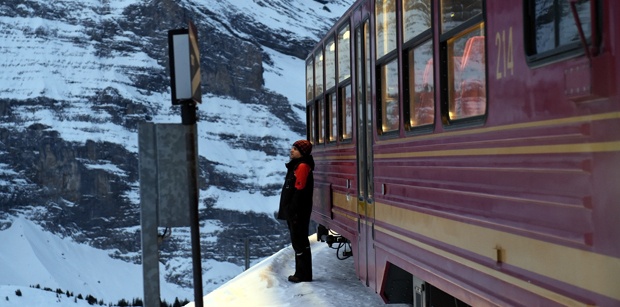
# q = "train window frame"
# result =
<box><xmin>439</xmin><ymin>0</ymin><xmax>487</xmax><ymax>128</ymax></box>
<box><xmin>337</xmin><ymin>23</ymin><xmax>353</xmax><ymax>144</ymax></box>
<box><xmin>339</xmin><ymin>84</ymin><xmax>353</xmax><ymax>141</ymax></box>
<box><xmin>307</xmin><ymin>104</ymin><xmax>315</xmax><ymax>144</ymax></box>
<box><xmin>317</xmin><ymin>98</ymin><xmax>326</xmax><ymax>144</ymax></box>
<box><xmin>376</xmin><ymin>0</ymin><xmax>398</xmax><ymax>60</ymax></box>
<box><xmin>314</xmin><ymin>49</ymin><xmax>324</xmax><ymax>100</ymax></box>
<box><xmin>403</xmin><ymin>37</ymin><xmax>435</xmax><ymax>134</ymax></box>
<box><xmin>402</xmin><ymin>0</ymin><xmax>434</xmax><ymax>134</ymax></box>
<box><xmin>338</xmin><ymin>25</ymin><xmax>352</xmax><ymax>83</ymax></box>
<box><xmin>377</xmin><ymin>58</ymin><xmax>401</xmax><ymax>135</ymax></box>
<box><xmin>327</xmin><ymin>92</ymin><xmax>338</xmax><ymax>143</ymax></box>
<box><xmin>524</xmin><ymin>0</ymin><xmax>596</xmax><ymax>66</ymax></box>
<box><xmin>325</xmin><ymin>37</ymin><xmax>337</xmax><ymax>91</ymax></box>
<box><xmin>376</xmin><ymin>0</ymin><xmax>400</xmax><ymax>138</ymax></box>
<box><xmin>306</xmin><ymin>59</ymin><xmax>314</xmax><ymax>104</ymax></box>
<box><xmin>323</xmin><ymin>32</ymin><xmax>338</xmax><ymax>146</ymax></box>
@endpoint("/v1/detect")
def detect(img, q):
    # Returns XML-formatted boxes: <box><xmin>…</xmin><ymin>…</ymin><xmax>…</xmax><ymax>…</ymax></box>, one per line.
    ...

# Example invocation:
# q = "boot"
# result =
<box><xmin>288</xmin><ymin>248</ymin><xmax>312</xmax><ymax>282</ymax></box>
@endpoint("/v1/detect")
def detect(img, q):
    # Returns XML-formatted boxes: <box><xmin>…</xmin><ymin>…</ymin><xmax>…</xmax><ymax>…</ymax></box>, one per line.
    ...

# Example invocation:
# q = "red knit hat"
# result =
<box><xmin>293</xmin><ymin>139</ymin><xmax>312</xmax><ymax>156</ymax></box>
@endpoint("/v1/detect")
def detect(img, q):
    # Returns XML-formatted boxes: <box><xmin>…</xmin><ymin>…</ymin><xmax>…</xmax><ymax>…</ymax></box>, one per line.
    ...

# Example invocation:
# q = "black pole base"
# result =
<box><xmin>181</xmin><ymin>102</ymin><xmax>197</xmax><ymax>125</ymax></box>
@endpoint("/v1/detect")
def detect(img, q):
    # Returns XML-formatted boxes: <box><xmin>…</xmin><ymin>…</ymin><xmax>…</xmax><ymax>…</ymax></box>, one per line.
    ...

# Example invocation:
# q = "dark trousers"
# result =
<box><xmin>287</xmin><ymin>218</ymin><xmax>312</xmax><ymax>280</ymax></box>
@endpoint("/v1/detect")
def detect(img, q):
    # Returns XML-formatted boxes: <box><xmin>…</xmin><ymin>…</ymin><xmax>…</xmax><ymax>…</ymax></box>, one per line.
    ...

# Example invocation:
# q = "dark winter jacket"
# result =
<box><xmin>277</xmin><ymin>155</ymin><xmax>314</xmax><ymax>221</ymax></box>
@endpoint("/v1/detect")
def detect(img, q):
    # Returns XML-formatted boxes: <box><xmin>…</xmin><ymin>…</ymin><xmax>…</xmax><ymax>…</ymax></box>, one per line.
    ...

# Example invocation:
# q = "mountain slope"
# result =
<box><xmin>0</xmin><ymin>0</ymin><xmax>353</xmax><ymax>301</ymax></box>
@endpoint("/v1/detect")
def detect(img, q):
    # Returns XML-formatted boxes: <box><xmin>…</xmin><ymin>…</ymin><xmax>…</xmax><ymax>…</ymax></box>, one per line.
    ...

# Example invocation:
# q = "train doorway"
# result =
<box><xmin>354</xmin><ymin>18</ymin><xmax>376</xmax><ymax>290</ymax></box>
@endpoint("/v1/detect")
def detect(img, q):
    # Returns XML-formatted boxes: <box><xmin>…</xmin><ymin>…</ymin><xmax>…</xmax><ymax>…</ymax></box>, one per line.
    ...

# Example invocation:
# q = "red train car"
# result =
<box><xmin>305</xmin><ymin>0</ymin><xmax>619</xmax><ymax>306</ymax></box>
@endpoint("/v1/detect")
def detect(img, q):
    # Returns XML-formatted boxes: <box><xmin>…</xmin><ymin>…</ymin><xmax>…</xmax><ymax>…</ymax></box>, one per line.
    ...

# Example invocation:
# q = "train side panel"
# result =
<box><xmin>307</xmin><ymin>0</ymin><xmax>619</xmax><ymax>306</ymax></box>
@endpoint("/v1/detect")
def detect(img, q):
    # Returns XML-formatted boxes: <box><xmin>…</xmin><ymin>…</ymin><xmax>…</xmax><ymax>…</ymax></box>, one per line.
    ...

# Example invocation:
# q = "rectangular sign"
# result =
<box><xmin>168</xmin><ymin>21</ymin><xmax>202</xmax><ymax>105</ymax></box>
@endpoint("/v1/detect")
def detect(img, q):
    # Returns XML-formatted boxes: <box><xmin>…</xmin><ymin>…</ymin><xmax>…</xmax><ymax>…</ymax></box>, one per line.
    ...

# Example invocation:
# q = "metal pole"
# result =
<box><xmin>138</xmin><ymin>123</ymin><xmax>162</xmax><ymax>307</ymax></box>
<box><xmin>182</xmin><ymin>102</ymin><xmax>203</xmax><ymax>307</ymax></box>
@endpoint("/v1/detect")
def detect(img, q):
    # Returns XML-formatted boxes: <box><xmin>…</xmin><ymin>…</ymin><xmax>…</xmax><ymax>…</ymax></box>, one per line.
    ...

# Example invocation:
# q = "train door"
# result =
<box><xmin>355</xmin><ymin>17</ymin><xmax>376</xmax><ymax>290</ymax></box>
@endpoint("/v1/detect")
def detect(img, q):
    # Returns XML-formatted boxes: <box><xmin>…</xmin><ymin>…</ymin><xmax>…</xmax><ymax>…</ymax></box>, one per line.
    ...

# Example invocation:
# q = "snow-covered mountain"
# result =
<box><xmin>0</xmin><ymin>0</ymin><xmax>352</xmax><ymax>303</ymax></box>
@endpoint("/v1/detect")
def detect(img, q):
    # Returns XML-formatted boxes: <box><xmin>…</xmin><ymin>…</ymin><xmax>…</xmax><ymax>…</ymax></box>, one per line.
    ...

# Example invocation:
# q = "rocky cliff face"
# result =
<box><xmin>0</xmin><ymin>0</ymin><xmax>351</xmax><ymax>292</ymax></box>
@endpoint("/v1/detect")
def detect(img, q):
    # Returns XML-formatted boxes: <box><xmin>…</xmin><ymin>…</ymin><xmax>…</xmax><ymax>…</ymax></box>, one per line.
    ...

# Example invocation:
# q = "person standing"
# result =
<box><xmin>277</xmin><ymin>139</ymin><xmax>314</xmax><ymax>283</ymax></box>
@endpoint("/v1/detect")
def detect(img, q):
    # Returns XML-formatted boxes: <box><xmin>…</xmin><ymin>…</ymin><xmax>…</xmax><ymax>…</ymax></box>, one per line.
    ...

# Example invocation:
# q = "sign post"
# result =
<box><xmin>167</xmin><ymin>20</ymin><xmax>203</xmax><ymax>307</ymax></box>
<box><xmin>140</xmin><ymin>20</ymin><xmax>204</xmax><ymax>307</ymax></box>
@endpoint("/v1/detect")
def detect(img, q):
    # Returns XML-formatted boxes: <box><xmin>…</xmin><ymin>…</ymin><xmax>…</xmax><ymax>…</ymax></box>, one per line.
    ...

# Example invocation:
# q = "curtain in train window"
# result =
<box><xmin>338</xmin><ymin>26</ymin><xmax>351</xmax><ymax>82</ymax></box>
<box><xmin>376</xmin><ymin>0</ymin><xmax>397</xmax><ymax>59</ymax></box>
<box><xmin>340</xmin><ymin>85</ymin><xmax>352</xmax><ymax>140</ymax></box>
<box><xmin>306</xmin><ymin>60</ymin><xmax>313</xmax><ymax>102</ymax></box>
<box><xmin>379</xmin><ymin>59</ymin><xmax>400</xmax><ymax>133</ymax></box>
<box><xmin>325</xmin><ymin>38</ymin><xmax>336</xmax><ymax>91</ymax></box>
<box><xmin>403</xmin><ymin>0</ymin><xmax>431</xmax><ymax>43</ymax></box>
<box><xmin>314</xmin><ymin>50</ymin><xmax>324</xmax><ymax>97</ymax></box>
<box><xmin>447</xmin><ymin>23</ymin><xmax>486</xmax><ymax>120</ymax></box>
<box><xmin>407</xmin><ymin>40</ymin><xmax>434</xmax><ymax>127</ymax></box>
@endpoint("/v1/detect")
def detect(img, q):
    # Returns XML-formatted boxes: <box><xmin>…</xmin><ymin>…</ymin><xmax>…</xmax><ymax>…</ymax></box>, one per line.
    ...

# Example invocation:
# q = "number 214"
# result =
<box><xmin>495</xmin><ymin>27</ymin><xmax>514</xmax><ymax>79</ymax></box>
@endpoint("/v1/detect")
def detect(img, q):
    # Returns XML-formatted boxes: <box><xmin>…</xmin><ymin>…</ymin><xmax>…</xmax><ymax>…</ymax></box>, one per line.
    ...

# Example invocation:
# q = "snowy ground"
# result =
<box><xmin>0</xmin><ymin>218</ymin><xmax>403</xmax><ymax>307</ymax></box>
<box><xmin>193</xmin><ymin>234</ymin><xmax>401</xmax><ymax>307</ymax></box>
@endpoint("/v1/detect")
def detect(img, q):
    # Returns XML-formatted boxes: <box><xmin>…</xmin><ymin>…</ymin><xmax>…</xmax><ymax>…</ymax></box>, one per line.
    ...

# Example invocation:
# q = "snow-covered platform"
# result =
<box><xmin>191</xmin><ymin>234</ymin><xmax>397</xmax><ymax>307</ymax></box>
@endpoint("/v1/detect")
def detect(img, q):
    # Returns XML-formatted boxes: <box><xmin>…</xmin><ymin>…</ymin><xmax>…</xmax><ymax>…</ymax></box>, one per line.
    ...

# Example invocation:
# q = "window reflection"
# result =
<box><xmin>314</xmin><ymin>50</ymin><xmax>324</xmax><ymax>97</ymax></box>
<box><xmin>447</xmin><ymin>24</ymin><xmax>486</xmax><ymax>120</ymax></box>
<box><xmin>306</xmin><ymin>60</ymin><xmax>313</xmax><ymax>102</ymax></box>
<box><xmin>325</xmin><ymin>38</ymin><xmax>336</xmax><ymax>90</ymax></box>
<box><xmin>340</xmin><ymin>85</ymin><xmax>352</xmax><ymax>140</ymax></box>
<box><xmin>318</xmin><ymin>99</ymin><xmax>325</xmax><ymax>144</ymax></box>
<box><xmin>380</xmin><ymin>59</ymin><xmax>399</xmax><ymax>132</ymax></box>
<box><xmin>376</xmin><ymin>0</ymin><xmax>397</xmax><ymax>59</ymax></box>
<box><xmin>307</xmin><ymin>104</ymin><xmax>315</xmax><ymax>143</ymax></box>
<box><xmin>441</xmin><ymin>0</ymin><xmax>482</xmax><ymax>34</ymax></box>
<box><xmin>403</xmin><ymin>0</ymin><xmax>431</xmax><ymax>42</ymax></box>
<box><xmin>408</xmin><ymin>40</ymin><xmax>434</xmax><ymax>127</ymax></box>
<box><xmin>328</xmin><ymin>93</ymin><xmax>337</xmax><ymax>142</ymax></box>
<box><xmin>533</xmin><ymin>0</ymin><xmax>590</xmax><ymax>54</ymax></box>
<box><xmin>338</xmin><ymin>26</ymin><xmax>351</xmax><ymax>82</ymax></box>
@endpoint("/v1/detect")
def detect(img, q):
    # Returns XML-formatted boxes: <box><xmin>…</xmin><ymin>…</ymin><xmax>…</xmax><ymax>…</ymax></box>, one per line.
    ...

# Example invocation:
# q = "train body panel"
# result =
<box><xmin>305</xmin><ymin>0</ymin><xmax>619</xmax><ymax>305</ymax></box>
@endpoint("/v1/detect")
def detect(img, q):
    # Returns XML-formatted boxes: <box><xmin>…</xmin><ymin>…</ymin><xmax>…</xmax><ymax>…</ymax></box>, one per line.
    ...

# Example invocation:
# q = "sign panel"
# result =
<box><xmin>138</xmin><ymin>123</ymin><xmax>197</xmax><ymax>227</ymax></box>
<box><xmin>168</xmin><ymin>21</ymin><xmax>202</xmax><ymax>105</ymax></box>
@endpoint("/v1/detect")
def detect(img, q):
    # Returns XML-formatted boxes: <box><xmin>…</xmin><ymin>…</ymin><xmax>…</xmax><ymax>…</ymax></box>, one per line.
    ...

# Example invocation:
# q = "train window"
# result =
<box><xmin>525</xmin><ymin>0</ymin><xmax>591</xmax><ymax>60</ymax></box>
<box><xmin>376</xmin><ymin>0</ymin><xmax>397</xmax><ymax>60</ymax></box>
<box><xmin>403</xmin><ymin>0</ymin><xmax>432</xmax><ymax>43</ymax></box>
<box><xmin>318</xmin><ymin>99</ymin><xmax>325</xmax><ymax>144</ymax></box>
<box><xmin>378</xmin><ymin>59</ymin><xmax>400</xmax><ymax>133</ymax></box>
<box><xmin>314</xmin><ymin>49</ymin><xmax>324</xmax><ymax>98</ymax></box>
<box><xmin>340</xmin><ymin>85</ymin><xmax>353</xmax><ymax>140</ymax></box>
<box><xmin>307</xmin><ymin>104</ymin><xmax>315</xmax><ymax>143</ymax></box>
<box><xmin>403</xmin><ymin>0</ymin><xmax>433</xmax><ymax>131</ymax></box>
<box><xmin>440</xmin><ymin>0</ymin><xmax>483</xmax><ymax>34</ymax></box>
<box><xmin>327</xmin><ymin>93</ymin><xmax>337</xmax><ymax>143</ymax></box>
<box><xmin>338</xmin><ymin>25</ymin><xmax>351</xmax><ymax>82</ymax></box>
<box><xmin>325</xmin><ymin>38</ymin><xmax>336</xmax><ymax>91</ymax></box>
<box><xmin>405</xmin><ymin>40</ymin><xmax>435</xmax><ymax>128</ymax></box>
<box><xmin>306</xmin><ymin>60</ymin><xmax>313</xmax><ymax>103</ymax></box>
<box><xmin>447</xmin><ymin>23</ymin><xmax>486</xmax><ymax>121</ymax></box>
